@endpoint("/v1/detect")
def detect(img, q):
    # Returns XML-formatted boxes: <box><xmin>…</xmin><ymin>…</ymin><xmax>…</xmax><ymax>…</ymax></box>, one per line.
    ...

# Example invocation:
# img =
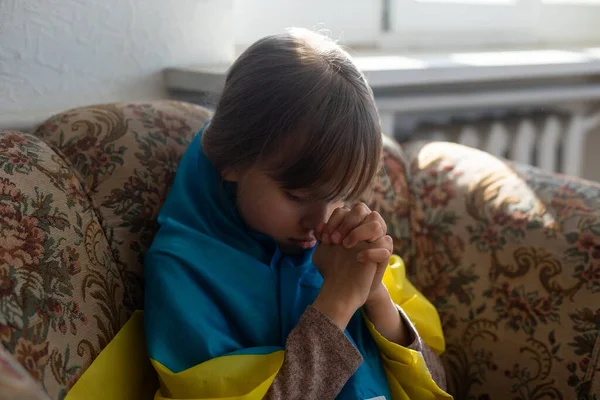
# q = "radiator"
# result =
<box><xmin>384</xmin><ymin>108</ymin><xmax>600</xmax><ymax>177</ymax></box>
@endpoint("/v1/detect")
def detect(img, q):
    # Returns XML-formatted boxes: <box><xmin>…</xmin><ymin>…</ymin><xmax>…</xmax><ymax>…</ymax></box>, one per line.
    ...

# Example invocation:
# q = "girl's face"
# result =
<box><xmin>224</xmin><ymin>167</ymin><xmax>345</xmax><ymax>255</ymax></box>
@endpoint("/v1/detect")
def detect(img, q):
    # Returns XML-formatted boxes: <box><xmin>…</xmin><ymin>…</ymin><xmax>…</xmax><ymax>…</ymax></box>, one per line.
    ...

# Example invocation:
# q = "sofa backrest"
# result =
<box><xmin>0</xmin><ymin>101</ymin><xmax>210</xmax><ymax>398</ymax></box>
<box><xmin>1</xmin><ymin>100</ymin><xmax>412</xmax><ymax>399</ymax></box>
<box><xmin>34</xmin><ymin>101</ymin><xmax>212</xmax><ymax>314</ymax></box>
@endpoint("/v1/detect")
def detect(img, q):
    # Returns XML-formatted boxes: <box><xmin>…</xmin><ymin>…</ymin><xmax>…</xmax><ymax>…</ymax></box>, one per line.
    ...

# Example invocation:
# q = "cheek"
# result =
<box><xmin>239</xmin><ymin>192</ymin><xmax>300</xmax><ymax>232</ymax></box>
<box><xmin>264</xmin><ymin>198</ymin><xmax>302</xmax><ymax>227</ymax></box>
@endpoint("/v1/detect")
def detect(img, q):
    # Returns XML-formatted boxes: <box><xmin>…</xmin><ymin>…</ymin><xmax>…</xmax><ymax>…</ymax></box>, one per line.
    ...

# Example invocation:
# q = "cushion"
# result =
<box><xmin>34</xmin><ymin>101</ymin><xmax>211</xmax><ymax>313</ymax></box>
<box><xmin>0</xmin><ymin>130</ymin><xmax>116</xmax><ymax>398</ymax></box>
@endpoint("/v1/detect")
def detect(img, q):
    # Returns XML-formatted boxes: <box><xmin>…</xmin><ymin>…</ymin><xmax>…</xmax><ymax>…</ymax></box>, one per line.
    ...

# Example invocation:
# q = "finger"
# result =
<box><xmin>315</xmin><ymin>222</ymin><xmax>326</xmax><ymax>242</ymax></box>
<box><xmin>369</xmin><ymin>234</ymin><xmax>394</xmax><ymax>252</ymax></box>
<box><xmin>321</xmin><ymin>206</ymin><xmax>350</xmax><ymax>244</ymax></box>
<box><xmin>342</xmin><ymin>221</ymin><xmax>385</xmax><ymax>248</ymax></box>
<box><xmin>357</xmin><ymin>248</ymin><xmax>391</xmax><ymax>264</ymax></box>
<box><xmin>367</xmin><ymin>211</ymin><xmax>387</xmax><ymax>240</ymax></box>
<box><xmin>342</xmin><ymin>211</ymin><xmax>387</xmax><ymax>247</ymax></box>
<box><xmin>371</xmin><ymin>264</ymin><xmax>388</xmax><ymax>290</ymax></box>
<box><xmin>330</xmin><ymin>203</ymin><xmax>371</xmax><ymax>245</ymax></box>
<box><xmin>379</xmin><ymin>235</ymin><xmax>394</xmax><ymax>254</ymax></box>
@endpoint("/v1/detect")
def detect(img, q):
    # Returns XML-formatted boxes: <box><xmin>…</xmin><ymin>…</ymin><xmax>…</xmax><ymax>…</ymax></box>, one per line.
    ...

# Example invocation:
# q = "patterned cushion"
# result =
<box><xmin>403</xmin><ymin>141</ymin><xmax>600</xmax><ymax>399</ymax></box>
<box><xmin>0</xmin><ymin>130</ymin><xmax>114</xmax><ymax>398</ymax></box>
<box><xmin>1</xmin><ymin>102</ymin><xmax>210</xmax><ymax>399</ymax></box>
<box><xmin>34</xmin><ymin>101</ymin><xmax>211</xmax><ymax>315</ymax></box>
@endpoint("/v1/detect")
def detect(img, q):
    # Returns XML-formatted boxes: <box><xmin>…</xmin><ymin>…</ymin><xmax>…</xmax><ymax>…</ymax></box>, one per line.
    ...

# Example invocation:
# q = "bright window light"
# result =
<box><xmin>353</xmin><ymin>56</ymin><xmax>429</xmax><ymax>71</ymax></box>
<box><xmin>584</xmin><ymin>48</ymin><xmax>600</xmax><ymax>58</ymax></box>
<box><xmin>451</xmin><ymin>50</ymin><xmax>590</xmax><ymax>66</ymax></box>
<box><xmin>415</xmin><ymin>0</ymin><xmax>516</xmax><ymax>4</ymax></box>
<box><xmin>543</xmin><ymin>0</ymin><xmax>600</xmax><ymax>4</ymax></box>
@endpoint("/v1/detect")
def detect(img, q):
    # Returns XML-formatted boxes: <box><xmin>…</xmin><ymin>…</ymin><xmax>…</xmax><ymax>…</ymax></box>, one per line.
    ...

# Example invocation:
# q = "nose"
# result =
<box><xmin>300</xmin><ymin>201</ymin><xmax>337</xmax><ymax>232</ymax></box>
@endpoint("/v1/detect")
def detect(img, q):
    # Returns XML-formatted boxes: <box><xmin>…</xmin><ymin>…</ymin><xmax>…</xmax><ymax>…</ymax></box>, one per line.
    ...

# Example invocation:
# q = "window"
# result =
<box><xmin>233</xmin><ymin>0</ymin><xmax>600</xmax><ymax>51</ymax></box>
<box><xmin>386</xmin><ymin>0</ymin><xmax>600</xmax><ymax>49</ymax></box>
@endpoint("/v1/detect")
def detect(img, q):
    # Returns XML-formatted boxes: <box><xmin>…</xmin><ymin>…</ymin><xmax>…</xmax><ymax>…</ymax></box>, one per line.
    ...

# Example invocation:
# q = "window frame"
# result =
<box><xmin>233</xmin><ymin>0</ymin><xmax>600</xmax><ymax>52</ymax></box>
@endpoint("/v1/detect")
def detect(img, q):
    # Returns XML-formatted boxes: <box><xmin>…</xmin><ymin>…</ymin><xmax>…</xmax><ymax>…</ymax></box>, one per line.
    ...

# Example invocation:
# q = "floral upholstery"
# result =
<box><xmin>397</xmin><ymin>141</ymin><xmax>600</xmax><ymax>399</ymax></box>
<box><xmin>0</xmin><ymin>102</ymin><xmax>210</xmax><ymax>399</ymax></box>
<box><xmin>0</xmin><ymin>129</ymin><xmax>109</xmax><ymax>399</ymax></box>
<box><xmin>0</xmin><ymin>100</ymin><xmax>598</xmax><ymax>399</ymax></box>
<box><xmin>367</xmin><ymin>135</ymin><xmax>412</xmax><ymax>265</ymax></box>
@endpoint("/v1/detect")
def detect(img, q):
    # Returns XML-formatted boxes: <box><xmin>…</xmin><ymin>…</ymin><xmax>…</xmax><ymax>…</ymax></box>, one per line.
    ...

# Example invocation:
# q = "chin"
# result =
<box><xmin>280</xmin><ymin>247</ymin><xmax>304</xmax><ymax>255</ymax></box>
<box><xmin>278</xmin><ymin>243</ymin><xmax>306</xmax><ymax>255</ymax></box>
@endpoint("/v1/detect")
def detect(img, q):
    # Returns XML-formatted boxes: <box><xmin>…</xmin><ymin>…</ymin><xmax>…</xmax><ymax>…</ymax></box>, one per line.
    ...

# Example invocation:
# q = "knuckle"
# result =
<box><xmin>384</xmin><ymin>235</ymin><xmax>393</xmax><ymax>248</ymax></box>
<box><xmin>381</xmin><ymin>223</ymin><xmax>388</xmax><ymax>234</ymax></box>
<box><xmin>358</xmin><ymin>202</ymin><xmax>371</xmax><ymax>214</ymax></box>
<box><xmin>353</xmin><ymin>202</ymin><xmax>370</xmax><ymax>214</ymax></box>
<box><xmin>371</xmin><ymin>211</ymin><xmax>387</xmax><ymax>229</ymax></box>
<box><xmin>331</xmin><ymin>208</ymin><xmax>344</xmax><ymax>219</ymax></box>
<box><xmin>364</xmin><ymin>222</ymin><xmax>384</xmax><ymax>240</ymax></box>
<box><xmin>366</xmin><ymin>223</ymin><xmax>380</xmax><ymax>239</ymax></box>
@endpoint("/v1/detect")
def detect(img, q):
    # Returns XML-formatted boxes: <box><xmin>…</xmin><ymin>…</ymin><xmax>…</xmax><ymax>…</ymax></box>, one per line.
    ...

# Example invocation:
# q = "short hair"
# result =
<box><xmin>202</xmin><ymin>28</ymin><xmax>382</xmax><ymax>202</ymax></box>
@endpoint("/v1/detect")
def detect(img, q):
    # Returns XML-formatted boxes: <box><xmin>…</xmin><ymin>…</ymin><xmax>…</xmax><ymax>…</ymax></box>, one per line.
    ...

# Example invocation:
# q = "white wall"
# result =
<box><xmin>233</xmin><ymin>0</ymin><xmax>380</xmax><ymax>48</ymax></box>
<box><xmin>0</xmin><ymin>0</ymin><xmax>234</xmax><ymax>119</ymax></box>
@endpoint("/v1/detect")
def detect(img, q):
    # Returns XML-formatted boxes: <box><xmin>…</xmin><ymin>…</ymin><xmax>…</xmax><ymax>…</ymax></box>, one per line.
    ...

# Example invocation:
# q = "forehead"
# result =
<box><xmin>259</xmin><ymin>162</ymin><xmax>360</xmax><ymax>203</ymax></box>
<box><xmin>255</xmin><ymin>123</ymin><xmax>378</xmax><ymax>203</ymax></box>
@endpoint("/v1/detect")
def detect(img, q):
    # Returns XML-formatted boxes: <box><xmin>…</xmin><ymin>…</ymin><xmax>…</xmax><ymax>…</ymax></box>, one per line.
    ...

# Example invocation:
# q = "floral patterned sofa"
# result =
<box><xmin>1</xmin><ymin>100</ymin><xmax>599</xmax><ymax>399</ymax></box>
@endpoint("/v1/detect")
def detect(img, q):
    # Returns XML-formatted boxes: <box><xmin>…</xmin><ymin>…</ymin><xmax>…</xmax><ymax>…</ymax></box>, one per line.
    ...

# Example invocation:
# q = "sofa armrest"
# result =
<box><xmin>401</xmin><ymin>140</ymin><xmax>600</xmax><ymax>399</ymax></box>
<box><xmin>0</xmin><ymin>130</ymin><xmax>123</xmax><ymax>399</ymax></box>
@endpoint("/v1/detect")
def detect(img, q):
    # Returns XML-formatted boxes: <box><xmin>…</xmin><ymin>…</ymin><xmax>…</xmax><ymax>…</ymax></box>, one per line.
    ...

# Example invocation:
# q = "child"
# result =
<box><xmin>144</xmin><ymin>28</ymin><xmax>450</xmax><ymax>400</ymax></box>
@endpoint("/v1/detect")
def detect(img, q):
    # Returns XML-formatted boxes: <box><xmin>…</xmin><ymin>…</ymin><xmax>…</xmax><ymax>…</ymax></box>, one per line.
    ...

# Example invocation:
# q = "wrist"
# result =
<box><xmin>313</xmin><ymin>283</ymin><xmax>360</xmax><ymax>330</ymax></box>
<box><xmin>363</xmin><ymin>286</ymin><xmax>412</xmax><ymax>347</ymax></box>
<box><xmin>364</xmin><ymin>283</ymin><xmax>390</xmax><ymax>309</ymax></box>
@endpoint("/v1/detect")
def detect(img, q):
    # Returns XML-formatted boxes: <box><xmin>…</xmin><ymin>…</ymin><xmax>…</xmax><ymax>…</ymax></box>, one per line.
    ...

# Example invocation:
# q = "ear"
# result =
<box><xmin>221</xmin><ymin>167</ymin><xmax>240</xmax><ymax>182</ymax></box>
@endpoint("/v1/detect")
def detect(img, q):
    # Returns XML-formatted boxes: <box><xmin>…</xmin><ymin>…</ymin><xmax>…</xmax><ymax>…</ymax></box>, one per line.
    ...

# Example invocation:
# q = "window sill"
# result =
<box><xmin>352</xmin><ymin>46</ymin><xmax>600</xmax><ymax>88</ymax></box>
<box><xmin>165</xmin><ymin>45</ymin><xmax>600</xmax><ymax>113</ymax></box>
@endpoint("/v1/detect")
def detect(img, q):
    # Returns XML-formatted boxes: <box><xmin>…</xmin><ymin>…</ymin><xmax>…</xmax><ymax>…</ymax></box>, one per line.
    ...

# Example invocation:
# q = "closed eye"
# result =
<box><xmin>285</xmin><ymin>191</ymin><xmax>304</xmax><ymax>202</ymax></box>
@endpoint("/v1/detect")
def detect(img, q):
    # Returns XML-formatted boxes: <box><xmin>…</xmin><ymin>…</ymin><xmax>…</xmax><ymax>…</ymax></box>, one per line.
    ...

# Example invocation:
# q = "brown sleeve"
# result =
<box><xmin>416</xmin><ymin>343</ymin><xmax>447</xmax><ymax>391</ymax></box>
<box><xmin>264</xmin><ymin>305</ymin><xmax>363</xmax><ymax>400</ymax></box>
<box><xmin>399</xmin><ymin>305</ymin><xmax>448</xmax><ymax>391</ymax></box>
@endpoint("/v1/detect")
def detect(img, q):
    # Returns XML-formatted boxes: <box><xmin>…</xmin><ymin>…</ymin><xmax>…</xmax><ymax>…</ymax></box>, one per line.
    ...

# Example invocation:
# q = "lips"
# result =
<box><xmin>290</xmin><ymin>237</ymin><xmax>317</xmax><ymax>249</ymax></box>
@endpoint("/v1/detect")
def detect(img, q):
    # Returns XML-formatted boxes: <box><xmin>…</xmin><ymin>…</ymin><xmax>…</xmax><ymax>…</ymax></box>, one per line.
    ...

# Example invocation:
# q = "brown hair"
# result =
<box><xmin>202</xmin><ymin>28</ymin><xmax>382</xmax><ymax>202</ymax></box>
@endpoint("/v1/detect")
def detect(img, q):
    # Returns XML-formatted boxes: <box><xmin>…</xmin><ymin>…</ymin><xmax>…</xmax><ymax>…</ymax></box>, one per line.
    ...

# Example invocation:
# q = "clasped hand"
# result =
<box><xmin>312</xmin><ymin>203</ymin><xmax>393</xmax><ymax>328</ymax></box>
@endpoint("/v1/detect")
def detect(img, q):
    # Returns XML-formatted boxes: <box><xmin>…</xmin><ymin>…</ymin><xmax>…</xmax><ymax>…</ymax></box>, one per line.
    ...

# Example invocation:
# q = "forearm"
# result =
<box><xmin>265</xmin><ymin>306</ymin><xmax>363</xmax><ymax>400</ymax></box>
<box><xmin>364</xmin><ymin>287</ymin><xmax>447</xmax><ymax>391</ymax></box>
<box><xmin>363</xmin><ymin>287</ymin><xmax>411</xmax><ymax>346</ymax></box>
